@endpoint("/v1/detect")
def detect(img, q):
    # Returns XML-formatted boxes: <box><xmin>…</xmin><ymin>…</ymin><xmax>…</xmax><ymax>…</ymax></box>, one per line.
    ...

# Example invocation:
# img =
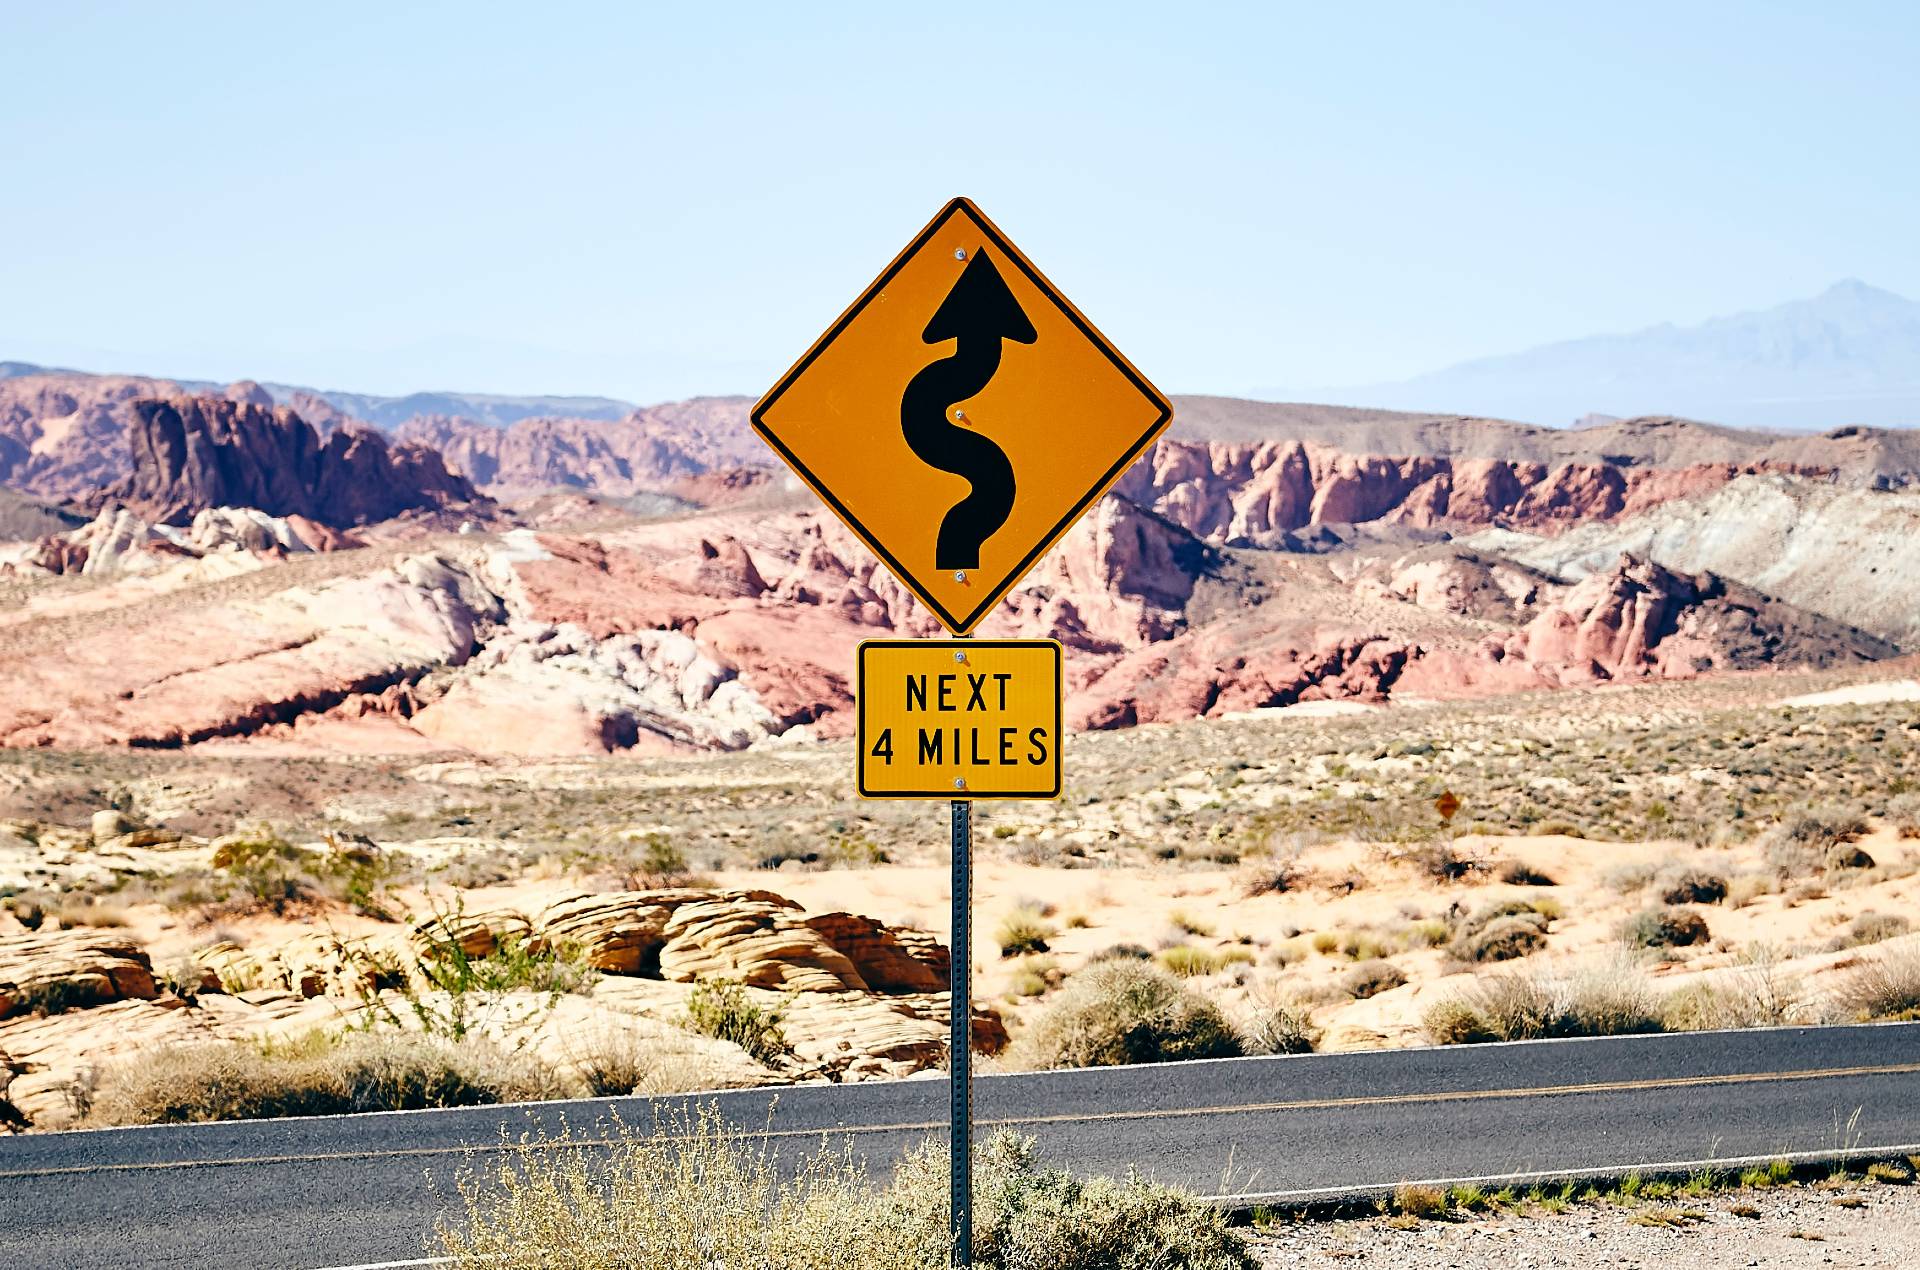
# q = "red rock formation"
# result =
<box><xmin>102</xmin><ymin>397</ymin><xmax>482</xmax><ymax>528</ymax></box>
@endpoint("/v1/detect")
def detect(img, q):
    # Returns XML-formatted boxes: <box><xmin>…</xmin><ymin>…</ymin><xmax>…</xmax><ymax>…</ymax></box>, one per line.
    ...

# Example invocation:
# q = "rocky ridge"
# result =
<box><xmin>100</xmin><ymin>396</ymin><xmax>481</xmax><ymax>528</ymax></box>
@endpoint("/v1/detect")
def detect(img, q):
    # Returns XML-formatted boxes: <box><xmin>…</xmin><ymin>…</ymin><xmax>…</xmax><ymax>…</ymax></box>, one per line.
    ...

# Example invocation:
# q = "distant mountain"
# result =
<box><xmin>1306</xmin><ymin>280</ymin><xmax>1920</xmax><ymax>430</ymax></box>
<box><xmin>261</xmin><ymin>385</ymin><xmax>635</xmax><ymax>430</ymax></box>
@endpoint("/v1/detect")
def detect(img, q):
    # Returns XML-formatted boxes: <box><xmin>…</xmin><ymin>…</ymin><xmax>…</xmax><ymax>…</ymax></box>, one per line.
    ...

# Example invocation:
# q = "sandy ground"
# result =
<box><xmin>1781</xmin><ymin>679</ymin><xmax>1920</xmax><ymax>708</ymax></box>
<box><xmin>700</xmin><ymin>821</ymin><xmax>1920</xmax><ymax>1049</ymax></box>
<box><xmin>1251</xmin><ymin>1182</ymin><xmax>1920</xmax><ymax>1269</ymax></box>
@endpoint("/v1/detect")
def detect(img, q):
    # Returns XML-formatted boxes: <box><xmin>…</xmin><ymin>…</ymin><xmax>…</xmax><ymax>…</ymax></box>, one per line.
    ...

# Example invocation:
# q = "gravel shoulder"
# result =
<box><xmin>1250</xmin><ymin>1182</ymin><xmax>1920</xmax><ymax>1269</ymax></box>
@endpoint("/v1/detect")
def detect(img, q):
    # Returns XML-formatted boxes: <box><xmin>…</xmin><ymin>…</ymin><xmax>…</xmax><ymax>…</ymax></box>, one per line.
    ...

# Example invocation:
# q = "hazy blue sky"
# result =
<box><xmin>3</xmin><ymin>2</ymin><xmax>1916</xmax><ymax>402</ymax></box>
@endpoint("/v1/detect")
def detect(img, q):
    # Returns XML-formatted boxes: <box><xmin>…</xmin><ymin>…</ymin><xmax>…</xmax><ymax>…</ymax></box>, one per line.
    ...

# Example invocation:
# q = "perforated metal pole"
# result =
<box><xmin>949</xmin><ymin>795</ymin><xmax>973</xmax><ymax>1268</ymax></box>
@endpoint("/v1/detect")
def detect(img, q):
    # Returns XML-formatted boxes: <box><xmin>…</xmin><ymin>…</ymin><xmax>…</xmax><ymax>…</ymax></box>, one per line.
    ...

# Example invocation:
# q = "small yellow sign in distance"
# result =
<box><xmin>1435</xmin><ymin>790</ymin><xmax>1462</xmax><ymax>822</ymax></box>
<box><xmin>857</xmin><ymin>640</ymin><xmax>1062</xmax><ymax>800</ymax></box>
<box><xmin>754</xmin><ymin>198</ymin><xmax>1172</xmax><ymax>635</ymax></box>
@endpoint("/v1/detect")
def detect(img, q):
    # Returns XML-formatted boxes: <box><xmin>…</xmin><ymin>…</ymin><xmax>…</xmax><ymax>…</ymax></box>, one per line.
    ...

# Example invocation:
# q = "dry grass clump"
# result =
<box><xmin>1661</xmin><ymin>950</ymin><xmax>1813</xmax><ymax>1031</ymax></box>
<box><xmin>1237</xmin><ymin>991</ymin><xmax>1317</xmax><ymax>1055</ymax></box>
<box><xmin>1833</xmin><ymin>911</ymin><xmax>1912</xmax><ymax>950</ymax></box>
<box><xmin>561</xmin><ymin>1027</ymin><xmax>717</xmax><ymax>1098</ymax></box>
<box><xmin>1156</xmin><ymin>945</ymin><xmax>1225</xmax><ymax>978</ymax></box>
<box><xmin>995</xmin><ymin>907</ymin><xmax>1057</xmax><ymax>957</ymax></box>
<box><xmin>1834</xmin><ymin>947</ymin><xmax>1920</xmax><ymax>1023</ymax></box>
<box><xmin>1601</xmin><ymin>860</ymin><xmax>1661</xmax><ymax>894</ymax></box>
<box><xmin>1888</xmin><ymin>794</ymin><xmax>1920</xmax><ymax>840</ymax></box>
<box><xmin>1423</xmin><ymin>961</ymin><xmax>1663</xmax><ymax>1045</ymax></box>
<box><xmin>1659</xmin><ymin>869</ymin><xmax>1728</xmax><ymax>906</ymax></box>
<box><xmin>1237</xmin><ymin>853</ymin><xmax>1304</xmax><ymax>897</ymax></box>
<box><xmin>1495</xmin><ymin>860</ymin><xmax>1556</xmax><ymax>887</ymax></box>
<box><xmin>84</xmin><ymin>1031</ymin><xmax>563</xmax><ymax>1126</ymax></box>
<box><xmin>1340</xmin><ymin>959</ymin><xmax>1407</xmax><ymax>1000</ymax></box>
<box><xmin>1392</xmin><ymin>1182</ymin><xmax>1449</xmax><ymax>1219</ymax></box>
<box><xmin>1003</xmin><ymin>960</ymin><xmax>1241</xmax><ymax>1070</ymax></box>
<box><xmin>1448</xmin><ymin>900</ymin><xmax>1553</xmax><ymax>964</ymax></box>
<box><xmin>1620</xmin><ymin>906</ymin><xmax>1710</xmax><ymax>950</ymax></box>
<box><xmin>436</xmin><ymin>1113</ymin><xmax>1256</xmax><ymax>1270</ymax></box>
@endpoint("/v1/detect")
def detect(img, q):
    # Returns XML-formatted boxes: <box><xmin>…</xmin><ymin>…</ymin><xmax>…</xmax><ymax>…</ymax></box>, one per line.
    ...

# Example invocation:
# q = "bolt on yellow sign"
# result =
<box><xmin>857</xmin><ymin>640</ymin><xmax>1062</xmax><ymax>799</ymax></box>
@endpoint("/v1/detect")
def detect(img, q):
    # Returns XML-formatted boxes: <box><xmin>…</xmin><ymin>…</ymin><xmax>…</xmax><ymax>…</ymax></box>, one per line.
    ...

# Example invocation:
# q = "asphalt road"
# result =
<box><xmin>2</xmin><ymin>1022</ymin><xmax>1917</xmax><ymax>1269</ymax></box>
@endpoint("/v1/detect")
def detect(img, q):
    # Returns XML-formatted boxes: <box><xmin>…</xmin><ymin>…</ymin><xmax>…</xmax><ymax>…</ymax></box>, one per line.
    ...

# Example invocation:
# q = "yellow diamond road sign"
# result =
<box><xmin>752</xmin><ymin>197</ymin><xmax>1172</xmax><ymax>634</ymax></box>
<box><xmin>858</xmin><ymin>640</ymin><xmax>1061</xmax><ymax>799</ymax></box>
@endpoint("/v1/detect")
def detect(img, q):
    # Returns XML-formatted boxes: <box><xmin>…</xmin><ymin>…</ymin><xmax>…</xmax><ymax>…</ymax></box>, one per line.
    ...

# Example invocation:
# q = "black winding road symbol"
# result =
<box><xmin>900</xmin><ymin>248</ymin><xmax>1036</xmax><ymax>570</ymax></box>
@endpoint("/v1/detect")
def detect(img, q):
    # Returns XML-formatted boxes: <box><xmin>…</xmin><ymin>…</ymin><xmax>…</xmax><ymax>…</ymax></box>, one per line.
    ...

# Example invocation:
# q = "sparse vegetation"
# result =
<box><xmin>436</xmin><ymin>1113</ymin><xmax>1255</xmax><ymax>1270</ymax></box>
<box><xmin>84</xmin><ymin>1031</ymin><xmax>562</xmax><ymax>1126</ymax></box>
<box><xmin>1424</xmin><ymin>961</ymin><xmax>1663</xmax><ymax>1045</ymax></box>
<box><xmin>1004</xmin><ymin>960</ymin><xmax>1241</xmax><ymax>1070</ymax></box>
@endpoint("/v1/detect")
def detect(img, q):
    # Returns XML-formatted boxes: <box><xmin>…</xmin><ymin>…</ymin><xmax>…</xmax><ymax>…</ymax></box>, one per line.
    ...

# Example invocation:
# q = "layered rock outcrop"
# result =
<box><xmin>0</xmin><ymin>883</ymin><xmax>992</xmax><ymax>1129</ymax></box>
<box><xmin>101</xmin><ymin>397</ymin><xmax>481</xmax><ymax>528</ymax></box>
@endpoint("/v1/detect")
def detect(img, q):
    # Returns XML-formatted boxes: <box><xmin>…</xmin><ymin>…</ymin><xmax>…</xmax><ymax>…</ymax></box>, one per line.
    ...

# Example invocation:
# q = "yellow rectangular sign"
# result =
<box><xmin>857</xmin><ymin>640</ymin><xmax>1062</xmax><ymax>799</ymax></box>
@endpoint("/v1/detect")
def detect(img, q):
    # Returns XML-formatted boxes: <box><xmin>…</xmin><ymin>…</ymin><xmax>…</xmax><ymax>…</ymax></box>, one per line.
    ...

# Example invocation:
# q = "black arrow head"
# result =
<box><xmin>922</xmin><ymin>249</ymin><xmax>1038</xmax><ymax>346</ymax></box>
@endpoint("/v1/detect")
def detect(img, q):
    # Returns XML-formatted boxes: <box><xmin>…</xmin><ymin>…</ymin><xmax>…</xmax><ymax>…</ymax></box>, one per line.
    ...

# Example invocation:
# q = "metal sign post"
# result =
<box><xmin>948</xmin><ymin>795</ymin><xmax>973</xmax><ymax>1269</ymax></box>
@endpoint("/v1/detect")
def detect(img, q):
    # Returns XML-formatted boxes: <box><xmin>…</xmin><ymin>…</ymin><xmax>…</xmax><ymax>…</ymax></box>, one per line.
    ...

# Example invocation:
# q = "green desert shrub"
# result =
<box><xmin>1888</xmin><ymin>793</ymin><xmax>1920</xmax><ymax>840</ymax></box>
<box><xmin>436</xmin><ymin>1112</ymin><xmax>1256</xmax><ymax>1270</ymax></box>
<box><xmin>1620</xmin><ymin>906</ymin><xmax>1710</xmax><ymax>950</ymax></box>
<box><xmin>683</xmin><ymin>979</ymin><xmax>789</xmax><ymax>1065</ymax></box>
<box><xmin>84</xmin><ymin>1031</ymin><xmax>562</xmax><ymax>1126</ymax></box>
<box><xmin>1004</xmin><ymin>960</ymin><xmax>1241</xmax><ymax>1070</ymax></box>
<box><xmin>1423</xmin><ymin>962</ymin><xmax>1663</xmax><ymax>1045</ymax></box>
